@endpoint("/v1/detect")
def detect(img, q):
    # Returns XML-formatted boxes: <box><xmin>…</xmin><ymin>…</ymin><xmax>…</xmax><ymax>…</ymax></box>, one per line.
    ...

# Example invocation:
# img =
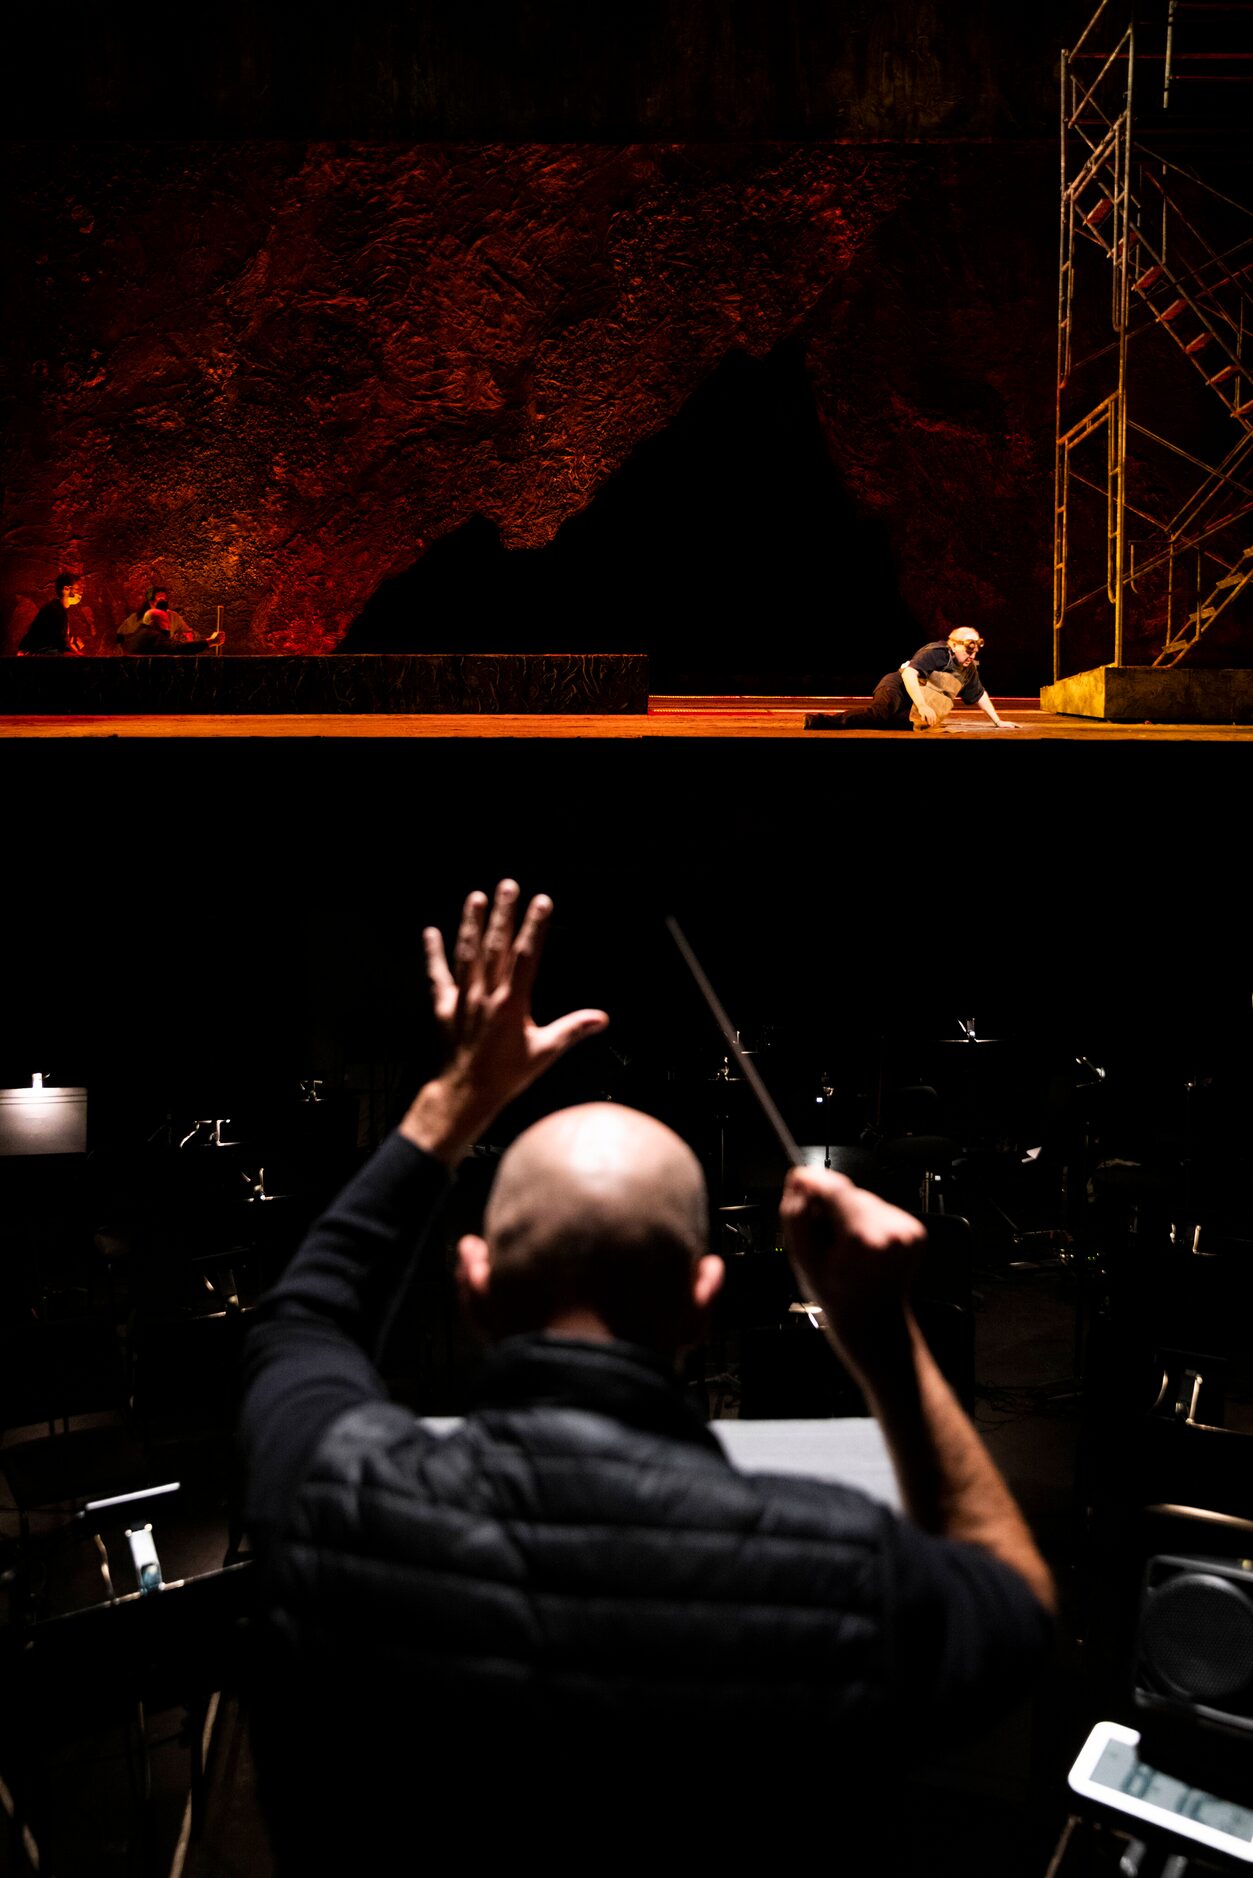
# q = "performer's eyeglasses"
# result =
<box><xmin>953</xmin><ymin>639</ymin><xmax>984</xmax><ymax>651</ymax></box>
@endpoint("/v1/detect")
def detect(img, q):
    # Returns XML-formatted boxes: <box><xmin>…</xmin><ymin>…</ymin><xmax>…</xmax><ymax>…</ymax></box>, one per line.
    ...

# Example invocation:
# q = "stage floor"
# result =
<box><xmin>3</xmin><ymin>696</ymin><xmax>1253</xmax><ymax>738</ymax></box>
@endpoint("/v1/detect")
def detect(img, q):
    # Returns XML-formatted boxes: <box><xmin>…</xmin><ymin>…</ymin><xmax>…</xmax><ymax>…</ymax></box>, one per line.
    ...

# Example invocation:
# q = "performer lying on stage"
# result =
<box><xmin>806</xmin><ymin>626</ymin><xmax>1017</xmax><ymax>731</ymax></box>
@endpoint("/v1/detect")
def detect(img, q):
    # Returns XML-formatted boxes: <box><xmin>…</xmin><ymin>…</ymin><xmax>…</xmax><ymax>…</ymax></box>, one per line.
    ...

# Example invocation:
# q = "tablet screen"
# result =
<box><xmin>1092</xmin><ymin>1736</ymin><xmax>1253</xmax><ymax>1843</ymax></box>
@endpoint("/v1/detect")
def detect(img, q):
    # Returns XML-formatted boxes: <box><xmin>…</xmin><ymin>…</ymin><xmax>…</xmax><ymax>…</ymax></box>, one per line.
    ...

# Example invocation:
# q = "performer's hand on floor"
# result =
<box><xmin>403</xmin><ymin>880</ymin><xmax>609</xmax><ymax>1164</ymax></box>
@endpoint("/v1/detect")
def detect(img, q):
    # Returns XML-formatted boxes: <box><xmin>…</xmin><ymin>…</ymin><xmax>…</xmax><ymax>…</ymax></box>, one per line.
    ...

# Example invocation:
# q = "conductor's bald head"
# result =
<box><xmin>458</xmin><ymin>1105</ymin><xmax>721</xmax><ymax>1360</ymax></box>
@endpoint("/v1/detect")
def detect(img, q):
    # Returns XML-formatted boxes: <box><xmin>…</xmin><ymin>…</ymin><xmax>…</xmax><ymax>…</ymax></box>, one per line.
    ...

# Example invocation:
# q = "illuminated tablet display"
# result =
<box><xmin>1092</xmin><ymin>1736</ymin><xmax>1253</xmax><ymax>1843</ymax></box>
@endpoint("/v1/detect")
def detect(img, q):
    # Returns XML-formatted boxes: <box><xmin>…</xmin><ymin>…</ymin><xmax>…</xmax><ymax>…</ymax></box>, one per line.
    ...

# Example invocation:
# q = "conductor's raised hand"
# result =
<box><xmin>780</xmin><ymin>1167</ymin><xmax>927</xmax><ymax>1384</ymax></box>
<box><xmin>402</xmin><ymin>880</ymin><xmax>609</xmax><ymax>1164</ymax></box>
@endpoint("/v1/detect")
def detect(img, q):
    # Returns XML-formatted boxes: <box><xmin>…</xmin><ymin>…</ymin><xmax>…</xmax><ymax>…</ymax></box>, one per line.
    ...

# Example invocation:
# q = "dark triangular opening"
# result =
<box><xmin>340</xmin><ymin>338</ymin><xmax>921</xmax><ymax>691</ymax></box>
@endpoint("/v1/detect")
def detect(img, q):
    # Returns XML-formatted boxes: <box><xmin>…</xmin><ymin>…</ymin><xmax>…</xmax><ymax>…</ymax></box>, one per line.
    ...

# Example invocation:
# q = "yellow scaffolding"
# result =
<box><xmin>1053</xmin><ymin>0</ymin><xmax>1253</xmax><ymax>679</ymax></box>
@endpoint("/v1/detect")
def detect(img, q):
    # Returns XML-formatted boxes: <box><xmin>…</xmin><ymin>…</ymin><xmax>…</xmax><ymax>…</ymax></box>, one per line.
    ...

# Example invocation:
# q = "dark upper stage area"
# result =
<box><xmin>9</xmin><ymin>1</ymin><xmax>1089</xmax><ymax>140</ymax></box>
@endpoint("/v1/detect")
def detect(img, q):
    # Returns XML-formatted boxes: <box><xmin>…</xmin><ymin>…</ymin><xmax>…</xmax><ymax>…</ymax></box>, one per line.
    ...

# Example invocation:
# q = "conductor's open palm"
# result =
<box><xmin>424</xmin><ymin>880</ymin><xmax>608</xmax><ymax>1119</ymax></box>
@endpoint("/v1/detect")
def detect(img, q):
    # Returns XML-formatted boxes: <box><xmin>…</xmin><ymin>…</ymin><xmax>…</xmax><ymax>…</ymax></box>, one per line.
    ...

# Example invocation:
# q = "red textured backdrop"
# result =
<box><xmin>2</xmin><ymin>140</ymin><xmax>1056</xmax><ymax>682</ymax></box>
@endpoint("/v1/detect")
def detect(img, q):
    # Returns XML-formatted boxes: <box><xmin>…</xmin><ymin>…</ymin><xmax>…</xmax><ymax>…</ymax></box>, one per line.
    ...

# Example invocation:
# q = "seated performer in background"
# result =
<box><xmin>806</xmin><ymin>626</ymin><xmax>1017</xmax><ymax>730</ymax></box>
<box><xmin>240</xmin><ymin>879</ymin><xmax>1053</xmax><ymax>1870</ymax></box>
<box><xmin>117</xmin><ymin>583</ymin><xmax>223</xmax><ymax>654</ymax></box>
<box><xmin>17</xmin><ymin>572</ymin><xmax>86</xmax><ymax>655</ymax></box>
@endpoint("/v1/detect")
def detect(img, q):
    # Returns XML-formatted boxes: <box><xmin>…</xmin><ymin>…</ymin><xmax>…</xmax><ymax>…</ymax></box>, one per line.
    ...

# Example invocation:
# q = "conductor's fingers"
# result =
<box><xmin>481</xmin><ymin>879</ymin><xmax>520</xmax><ymax>991</ymax></box>
<box><xmin>531</xmin><ymin>1008</ymin><xmax>610</xmax><ymax>1069</ymax></box>
<box><xmin>508</xmin><ymin>893</ymin><xmax>553</xmax><ymax>1003</ymax></box>
<box><xmin>454</xmin><ymin>890</ymin><xmax>489</xmax><ymax>990</ymax></box>
<box><xmin>423</xmin><ymin>926</ymin><xmax>456</xmax><ymax>1009</ymax></box>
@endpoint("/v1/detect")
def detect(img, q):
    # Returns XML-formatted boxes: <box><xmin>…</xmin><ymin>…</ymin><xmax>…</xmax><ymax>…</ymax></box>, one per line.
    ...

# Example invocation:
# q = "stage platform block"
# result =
<box><xmin>1040</xmin><ymin>665</ymin><xmax>1253</xmax><ymax>724</ymax></box>
<box><xmin>1</xmin><ymin>653</ymin><xmax>648</xmax><ymax>715</ymax></box>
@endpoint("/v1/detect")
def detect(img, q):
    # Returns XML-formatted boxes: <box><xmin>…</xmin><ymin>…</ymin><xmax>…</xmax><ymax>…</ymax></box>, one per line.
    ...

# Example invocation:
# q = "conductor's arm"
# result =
<box><xmin>780</xmin><ymin>1166</ymin><xmax>1055</xmax><ymax>1614</ymax></box>
<box><xmin>239</xmin><ymin>880</ymin><xmax>609</xmax><ymax>1535</ymax></box>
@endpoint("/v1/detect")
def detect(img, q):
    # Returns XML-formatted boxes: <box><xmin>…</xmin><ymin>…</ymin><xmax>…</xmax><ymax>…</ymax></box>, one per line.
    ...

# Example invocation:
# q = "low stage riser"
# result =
<box><xmin>0</xmin><ymin>653</ymin><xmax>648</xmax><ymax>716</ymax></box>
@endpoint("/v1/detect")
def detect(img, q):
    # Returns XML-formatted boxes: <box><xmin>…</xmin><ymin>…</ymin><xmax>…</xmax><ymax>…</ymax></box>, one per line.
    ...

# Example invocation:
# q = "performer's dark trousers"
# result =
<box><xmin>838</xmin><ymin>674</ymin><xmax>913</xmax><ymax>730</ymax></box>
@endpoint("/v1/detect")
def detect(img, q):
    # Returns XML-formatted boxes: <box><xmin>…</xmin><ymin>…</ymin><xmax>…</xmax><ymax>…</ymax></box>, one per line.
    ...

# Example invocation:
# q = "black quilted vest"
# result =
<box><xmin>254</xmin><ymin>1336</ymin><xmax>911</xmax><ymax>1868</ymax></box>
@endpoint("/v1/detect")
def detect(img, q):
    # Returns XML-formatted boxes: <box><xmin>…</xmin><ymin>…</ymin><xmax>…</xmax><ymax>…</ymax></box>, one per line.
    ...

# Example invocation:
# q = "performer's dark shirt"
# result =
<box><xmin>905</xmin><ymin>641</ymin><xmax>987</xmax><ymax>705</ymax></box>
<box><xmin>19</xmin><ymin>601</ymin><xmax>70</xmax><ymax>654</ymax></box>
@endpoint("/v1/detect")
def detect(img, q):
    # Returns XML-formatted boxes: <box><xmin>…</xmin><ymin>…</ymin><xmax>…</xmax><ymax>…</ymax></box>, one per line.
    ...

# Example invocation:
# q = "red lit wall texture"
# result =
<box><xmin>3</xmin><ymin>142</ymin><xmax>1056</xmax><ymax>673</ymax></box>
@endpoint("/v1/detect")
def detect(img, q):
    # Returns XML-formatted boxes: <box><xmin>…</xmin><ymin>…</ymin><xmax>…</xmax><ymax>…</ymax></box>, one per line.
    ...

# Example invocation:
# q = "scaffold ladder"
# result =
<box><xmin>1053</xmin><ymin>0</ymin><xmax>1253</xmax><ymax>679</ymax></box>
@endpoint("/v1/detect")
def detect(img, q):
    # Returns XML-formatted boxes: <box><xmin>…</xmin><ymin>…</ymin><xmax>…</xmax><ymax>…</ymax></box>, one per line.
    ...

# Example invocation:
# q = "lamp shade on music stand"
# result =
<box><xmin>0</xmin><ymin>1085</ymin><xmax>88</xmax><ymax>1156</ymax></box>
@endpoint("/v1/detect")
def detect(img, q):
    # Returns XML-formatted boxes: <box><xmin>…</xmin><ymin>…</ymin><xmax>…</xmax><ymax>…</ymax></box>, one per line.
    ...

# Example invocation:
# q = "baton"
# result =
<box><xmin>665</xmin><ymin>916</ymin><xmax>801</xmax><ymax>1169</ymax></box>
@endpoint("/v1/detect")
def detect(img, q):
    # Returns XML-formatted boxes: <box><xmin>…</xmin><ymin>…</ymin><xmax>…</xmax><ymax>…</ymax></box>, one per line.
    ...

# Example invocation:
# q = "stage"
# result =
<box><xmin>3</xmin><ymin>696</ymin><xmax>1253</xmax><ymax>739</ymax></box>
<box><xmin>7</xmin><ymin>651</ymin><xmax>1251</xmax><ymax>736</ymax></box>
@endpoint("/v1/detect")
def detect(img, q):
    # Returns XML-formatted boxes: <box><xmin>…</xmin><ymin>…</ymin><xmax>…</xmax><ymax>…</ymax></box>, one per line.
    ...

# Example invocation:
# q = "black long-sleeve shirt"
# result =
<box><xmin>239</xmin><ymin>1131</ymin><xmax>450</xmax><ymax>1538</ymax></box>
<box><xmin>19</xmin><ymin>600</ymin><xmax>71</xmax><ymax>653</ymax></box>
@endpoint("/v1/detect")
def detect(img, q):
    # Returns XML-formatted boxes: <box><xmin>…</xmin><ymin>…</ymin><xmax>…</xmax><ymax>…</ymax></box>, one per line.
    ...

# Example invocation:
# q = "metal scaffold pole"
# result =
<box><xmin>1052</xmin><ymin>0</ymin><xmax>1253</xmax><ymax>683</ymax></box>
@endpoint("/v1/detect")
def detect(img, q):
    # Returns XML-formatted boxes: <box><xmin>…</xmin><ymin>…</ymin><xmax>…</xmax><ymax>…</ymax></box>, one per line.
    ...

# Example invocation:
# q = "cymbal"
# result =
<box><xmin>718</xmin><ymin>1202</ymin><xmax>758</xmax><ymax>1213</ymax></box>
